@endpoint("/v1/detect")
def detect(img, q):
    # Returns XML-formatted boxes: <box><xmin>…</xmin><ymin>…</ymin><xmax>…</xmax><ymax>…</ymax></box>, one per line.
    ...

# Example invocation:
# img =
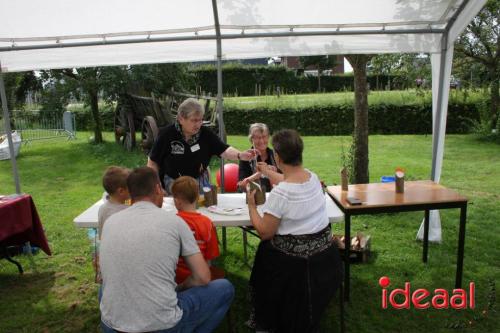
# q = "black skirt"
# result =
<box><xmin>248</xmin><ymin>226</ymin><xmax>343</xmax><ymax>333</ymax></box>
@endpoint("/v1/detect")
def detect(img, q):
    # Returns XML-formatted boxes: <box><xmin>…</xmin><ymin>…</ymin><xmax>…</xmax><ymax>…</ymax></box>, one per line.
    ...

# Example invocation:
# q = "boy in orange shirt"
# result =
<box><xmin>171</xmin><ymin>176</ymin><xmax>220</xmax><ymax>284</ymax></box>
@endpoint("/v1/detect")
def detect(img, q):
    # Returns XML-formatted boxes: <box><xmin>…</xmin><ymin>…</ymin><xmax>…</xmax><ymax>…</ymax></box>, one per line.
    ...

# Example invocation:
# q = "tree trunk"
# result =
<box><xmin>89</xmin><ymin>90</ymin><xmax>103</xmax><ymax>143</ymax></box>
<box><xmin>317</xmin><ymin>74</ymin><xmax>322</xmax><ymax>92</ymax></box>
<box><xmin>346</xmin><ymin>55</ymin><xmax>371</xmax><ymax>184</ymax></box>
<box><xmin>488</xmin><ymin>66</ymin><xmax>499</xmax><ymax>130</ymax></box>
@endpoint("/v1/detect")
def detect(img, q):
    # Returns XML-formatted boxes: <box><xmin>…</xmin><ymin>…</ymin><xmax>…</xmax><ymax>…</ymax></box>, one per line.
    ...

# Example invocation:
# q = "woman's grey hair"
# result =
<box><xmin>177</xmin><ymin>98</ymin><xmax>205</xmax><ymax>119</ymax></box>
<box><xmin>248</xmin><ymin>123</ymin><xmax>269</xmax><ymax>142</ymax></box>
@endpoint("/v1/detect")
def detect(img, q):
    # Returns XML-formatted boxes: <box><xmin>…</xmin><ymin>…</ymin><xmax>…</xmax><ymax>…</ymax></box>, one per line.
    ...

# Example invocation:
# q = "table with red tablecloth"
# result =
<box><xmin>0</xmin><ymin>194</ymin><xmax>51</xmax><ymax>273</ymax></box>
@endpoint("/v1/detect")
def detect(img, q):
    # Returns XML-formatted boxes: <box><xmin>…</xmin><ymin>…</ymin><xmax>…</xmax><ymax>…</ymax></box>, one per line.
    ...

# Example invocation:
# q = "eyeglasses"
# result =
<box><xmin>187</xmin><ymin>117</ymin><xmax>203</xmax><ymax>124</ymax></box>
<box><xmin>252</xmin><ymin>134</ymin><xmax>269</xmax><ymax>141</ymax></box>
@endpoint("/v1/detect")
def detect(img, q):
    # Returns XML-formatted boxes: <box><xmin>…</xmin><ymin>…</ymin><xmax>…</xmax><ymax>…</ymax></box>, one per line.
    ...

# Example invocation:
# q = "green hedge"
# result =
<box><xmin>189</xmin><ymin>64</ymin><xmax>399</xmax><ymax>96</ymax></box>
<box><xmin>71</xmin><ymin>98</ymin><xmax>481</xmax><ymax>136</ymax></box>
<box><xmin>223</xmin><ymin>102</ymin><xmax>481</xmax><ymax>135</ymax></box>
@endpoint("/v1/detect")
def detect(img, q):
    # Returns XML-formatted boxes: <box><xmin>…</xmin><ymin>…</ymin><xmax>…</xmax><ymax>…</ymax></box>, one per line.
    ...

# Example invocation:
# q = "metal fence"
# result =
<box><xmin>0</xmin><ymin>110</ymin><xmax>76</xmax><ymax>143</ymax></box>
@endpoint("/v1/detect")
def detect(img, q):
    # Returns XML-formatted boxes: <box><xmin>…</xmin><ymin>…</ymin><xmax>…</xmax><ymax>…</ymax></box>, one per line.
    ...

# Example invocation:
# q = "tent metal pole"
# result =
<box><xmin>212</xmin><ymin>0</ymin><xmax>225</xmax><ymax>193</ymax></box>
<box><xmin>431</xmin><ymin>33</ymin><xmax>448</xmax><ymax>181</ymax></box>
<box><xmin>431</xmin><ymin>0</ymin><xmax>469</xmax><ymax>180</ymax></box>
<box><xmin>211</xmin><ymin>0</ymin><xmax>228</xmax><ymax>251</ymax></box>
<box><xmin>0</xmin><ymin>28</ymin><xmax>445</xmax><ymax>53</ymax></box>
<box><xmin>418</xmin><ymin>1</ymin><xmax>470</xmax><ymax>242</ymax></box>
<box><xmin>0</xmin><ymin>64</ymin><xmax>21</xmax><ymax>194</ymax></box>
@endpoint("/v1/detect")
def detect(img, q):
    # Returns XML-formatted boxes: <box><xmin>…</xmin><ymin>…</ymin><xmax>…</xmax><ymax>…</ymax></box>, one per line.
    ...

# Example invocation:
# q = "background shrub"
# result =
<box><xmin>223</xmin><ymin>101</ymin><xmax>481</xmax><ymax>135</ymax></box>
<box><xmin>189</xmin><ymin>64</ymin><xmax>399</xmax><ymax>96</ymax></box>
<box><xmin>68</xmin><ymin>92</ymin><xmax>484</xmax><ymax>136</ymax></box>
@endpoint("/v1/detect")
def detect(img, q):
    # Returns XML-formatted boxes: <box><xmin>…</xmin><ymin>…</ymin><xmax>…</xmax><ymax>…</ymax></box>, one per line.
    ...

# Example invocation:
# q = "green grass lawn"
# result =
<box><xmin>224</xmin><ymin>89</ymin><xmax>487</xmax><ymax>110</ymax></box>
<box><xmin>0</xmin><ymin>133</ymin><xmax>499</xmax><ymax>333</ymax></box>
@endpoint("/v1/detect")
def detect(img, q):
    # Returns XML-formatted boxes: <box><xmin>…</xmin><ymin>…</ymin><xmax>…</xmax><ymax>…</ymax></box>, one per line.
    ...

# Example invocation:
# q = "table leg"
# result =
<box><xmin>423</xmin><ymin>210</ymin><xmax>429</xmax><ymax>263</ymax></box>
<box><xmin>1</xmin><ymin>246</ymin><xmax>23</xmax><ymax>274</ymax></box>
<box><xmin>344</xmin><ymin>214</ymin><xmax>350</xmax><ymax>302</ymax></box>
<box><xmin>222</xmin><ymin>226</ymin><xmax>227</xmax><ymax>252</ymax></box>
<box><xmin>456</xmin><ymin>205</ymin><xmax>467</xmax><ymax>289</ymax></box>
<box><xmin>242</xmin><ymin>228</ymin><xmax>248</xmax><ymax>263</ymax></box>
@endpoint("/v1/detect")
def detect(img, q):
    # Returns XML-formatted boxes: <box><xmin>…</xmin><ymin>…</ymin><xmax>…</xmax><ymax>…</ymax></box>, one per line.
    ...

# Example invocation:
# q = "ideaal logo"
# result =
<box><xmin>379</xmin><ymin>276</ymin><xmax>475</xmax><ymax>309</ymax></box>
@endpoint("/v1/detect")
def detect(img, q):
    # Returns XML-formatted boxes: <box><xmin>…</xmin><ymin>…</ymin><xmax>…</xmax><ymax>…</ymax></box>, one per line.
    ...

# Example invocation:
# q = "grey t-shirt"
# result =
<box><xmin>100</xmin><ymin>201</ymin><xmax>200</xmax><ymax>332</ymax></box>
<box><xmin>97</xmin><ymin>199</ymin><xmax>128</xmax><ymax>239</ymax></box>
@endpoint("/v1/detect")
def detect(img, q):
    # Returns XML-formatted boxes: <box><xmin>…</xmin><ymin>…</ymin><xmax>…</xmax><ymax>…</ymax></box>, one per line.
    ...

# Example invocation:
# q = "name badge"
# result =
<box><xmin>190</xmin><ymin>144</ymin><xmax>200</xmax><ymax>152</ymax></box>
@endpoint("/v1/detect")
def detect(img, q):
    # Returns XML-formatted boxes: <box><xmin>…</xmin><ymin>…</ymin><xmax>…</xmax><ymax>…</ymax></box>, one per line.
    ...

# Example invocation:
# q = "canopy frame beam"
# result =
<box><xmin>1</xmin><ymin>22</ymin><xmax>450</xmax><ymax>44</ymax></box>
<box><xmin>0</xmin><ymin>28</ymin><xmax>445</xmax><ymax>53</ymax></box>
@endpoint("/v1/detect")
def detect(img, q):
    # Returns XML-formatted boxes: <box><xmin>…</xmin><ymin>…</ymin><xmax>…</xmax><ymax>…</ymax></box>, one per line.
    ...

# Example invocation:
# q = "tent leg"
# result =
<box><xmin>0</xmin><ymin>67</ymin><xmax>22</xmax><ymax>194</ymax></box>
<box><xmin>212</xmin><ymin>0</ymin><xmax>227</xmax><ymax>249</ymax></box>
<box><xmin>417</xmin><ymin>34</ymin><xmax>454</xmax><ymax>243</ymax></box>
<box><xmin>212</xmin><ymin>0</ymin><xmax>226</xmax><ymax>193</ymax></box>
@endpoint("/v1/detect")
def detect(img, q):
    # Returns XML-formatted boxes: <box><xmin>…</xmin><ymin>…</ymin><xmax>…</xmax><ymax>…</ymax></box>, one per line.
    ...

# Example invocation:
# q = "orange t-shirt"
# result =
<box><xmin>175</xmin><ymin>210</ymin><xmax>220</xmax><ymax>284</ymax></box>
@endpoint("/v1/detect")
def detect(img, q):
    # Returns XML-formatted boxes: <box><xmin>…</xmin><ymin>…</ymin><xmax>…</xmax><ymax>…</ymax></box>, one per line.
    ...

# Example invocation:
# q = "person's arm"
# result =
<box><xmin>239</xmin><ymin>171</ymin><xmax>263</xmax><ymax>190</ymax></box>
<box><xmin>147</xmin><ymin>158</ymin><xmax>169</xmax><ymax>195</ymax></box>
<box><xmin>257</xmin><ymin>162</ymin><xmax>284</xmax><ymax>185</ymax></box>
<box><xmin>176</xmin><ymin>252</ymin><xmax>211</xmax><ymax>291</ymax></box>
<box><xmin>247</xmin><ymin>189</ymin><xmax>281</xmax><ymax>240</ymax></box>
<box><xmin>147</xmin><ymin>157</ymin><xmax>159</xmax><ymax>174</ymax></box>
<box><xmin>221</xmin><ymin>146</ymin><xmax>257</xmax><ymax>161</ymax></box>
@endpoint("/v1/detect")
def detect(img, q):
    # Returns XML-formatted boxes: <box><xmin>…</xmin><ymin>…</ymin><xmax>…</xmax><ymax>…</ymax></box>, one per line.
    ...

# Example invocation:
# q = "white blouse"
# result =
<box><xmin>263</xmin><ymin>169</ymin><xmax>329</xmax><ymax>235</ymax></box>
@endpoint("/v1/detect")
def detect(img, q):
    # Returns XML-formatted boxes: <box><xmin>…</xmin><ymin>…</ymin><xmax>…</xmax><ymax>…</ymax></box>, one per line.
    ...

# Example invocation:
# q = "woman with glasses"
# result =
<box><xmin>238</xmin><ymin>123</ymin><xmax>279</xmax><ymax>192</ymax></box>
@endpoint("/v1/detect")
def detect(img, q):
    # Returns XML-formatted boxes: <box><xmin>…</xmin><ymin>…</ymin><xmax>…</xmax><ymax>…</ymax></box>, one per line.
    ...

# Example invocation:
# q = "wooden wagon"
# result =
<box><xmin>114</xmin><ymin>91</ymin><xmax>220</xmax><ymax>153</ymax></box>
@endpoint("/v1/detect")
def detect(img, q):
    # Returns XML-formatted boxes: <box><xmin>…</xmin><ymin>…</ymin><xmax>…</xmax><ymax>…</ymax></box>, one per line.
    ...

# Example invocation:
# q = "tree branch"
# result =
<box><xmin>61</xmin><ymin>69</ymin><xmax>78</xmax><ymax>81</ymax></box>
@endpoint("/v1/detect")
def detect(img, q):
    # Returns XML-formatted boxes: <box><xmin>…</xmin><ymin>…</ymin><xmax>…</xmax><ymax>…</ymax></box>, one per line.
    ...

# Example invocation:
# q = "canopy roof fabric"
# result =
<box><xmin>0</xmin><ymin>0</ymin><xmax>486</xmax><ymax>72</ymax></box>
<box><xmin>0</xmin><ymin>0</ymin><xmax>488</xmax><ymax>243</ymax></box>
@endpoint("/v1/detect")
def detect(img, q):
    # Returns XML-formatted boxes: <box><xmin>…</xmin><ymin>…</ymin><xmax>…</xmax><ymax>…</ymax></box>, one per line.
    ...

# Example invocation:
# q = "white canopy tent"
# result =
<box><xmin>0</xmin><ymin>0</ymin><xmax>487</xmax><ymax>242</ymax></box>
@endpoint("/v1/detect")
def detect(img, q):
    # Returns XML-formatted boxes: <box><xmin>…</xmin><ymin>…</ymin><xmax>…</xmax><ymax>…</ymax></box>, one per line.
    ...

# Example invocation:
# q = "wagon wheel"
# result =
<box><xmin>141</xmin><ymin>116</ymin><xmax>159</xmax><ymax>155</ymax></box>
<box><xmin>114</xmin><ymin>106</ymin><xmax>136</xmax><ymax>150</ymax></box>
<box><xmin>114</xmin><ymin>105</ymin><xmax>126</xmax><ymax>144</ymax></box>
<box><xmin>123</xmin><ymin>112</ymin><xmax>136</xmax><ymax>151</ymax></box>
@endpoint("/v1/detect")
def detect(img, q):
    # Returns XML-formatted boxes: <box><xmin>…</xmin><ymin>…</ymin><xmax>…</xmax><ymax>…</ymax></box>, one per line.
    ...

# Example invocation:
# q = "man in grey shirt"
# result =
<box><xmin>100</xmin><ymin>167</ymin><xmax>234</xmax><ymax>333</ymax></box>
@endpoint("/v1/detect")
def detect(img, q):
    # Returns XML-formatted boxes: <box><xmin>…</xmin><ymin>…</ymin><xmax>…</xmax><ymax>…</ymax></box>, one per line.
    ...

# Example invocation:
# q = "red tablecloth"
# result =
<box><xmin>0</xmin><ymin>194</ymin><xmax>51</xmax><ymax>255</ymax></box>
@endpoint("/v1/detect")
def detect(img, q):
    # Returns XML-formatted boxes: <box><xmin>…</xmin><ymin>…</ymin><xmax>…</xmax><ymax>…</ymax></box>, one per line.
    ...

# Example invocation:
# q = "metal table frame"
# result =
<box><xmin>327</xmin><ymin>181</ymin><xmax>468</xmax><ymax>302</ymax></box>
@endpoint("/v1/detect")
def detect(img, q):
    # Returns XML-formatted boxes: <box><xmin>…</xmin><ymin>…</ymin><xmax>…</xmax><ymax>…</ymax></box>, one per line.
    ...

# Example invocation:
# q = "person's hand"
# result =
<box><xmin>239</xmin><ymin>149</ymin><xmax>259</xmax><ymax>161</ymax></box>
<box><xmin>238</xmin><ymin>178</ymin><xmax>250</xmax><ymax>190</ymax></box>
<box><xmin>268</xmin><ymin>165</ymin><xmax>277</xmax><ymax>172</ymax></box>
<box><xmin>246</xmin><ymin>188</ymin><xmax>257</xmax><ymax>207</ymax></box>
<box><xmin>256</xmin><ymin>162</ymin><xmax>271</xmax><ymax>174</ymax></box>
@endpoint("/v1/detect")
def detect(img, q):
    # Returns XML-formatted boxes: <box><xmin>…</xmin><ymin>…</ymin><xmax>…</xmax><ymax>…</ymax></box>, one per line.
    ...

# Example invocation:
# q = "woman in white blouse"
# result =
<box><xmin>246</xmin><ymin>129</ymin><xmax>343</xmax><ymax>333</ymax></box>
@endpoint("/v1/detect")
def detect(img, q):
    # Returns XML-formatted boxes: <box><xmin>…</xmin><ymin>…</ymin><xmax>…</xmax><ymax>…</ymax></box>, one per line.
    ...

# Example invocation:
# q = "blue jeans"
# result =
<box><xmin>100</xmin><ymin>279</ymin><xmax>234</xmax><ymax>333</ymax></box>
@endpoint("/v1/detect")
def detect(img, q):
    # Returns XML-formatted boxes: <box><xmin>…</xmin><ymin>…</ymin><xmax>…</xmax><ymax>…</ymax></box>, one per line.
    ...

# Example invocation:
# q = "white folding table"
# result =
<box><xmin>74</xmin><ymin>192</ymin><xmax>344</xmax><ymax>228</ymax></box>
<box><xmin>74</xmin><ymin>192</ymin><xmax>344</xmax><ymax>259</ymax></box>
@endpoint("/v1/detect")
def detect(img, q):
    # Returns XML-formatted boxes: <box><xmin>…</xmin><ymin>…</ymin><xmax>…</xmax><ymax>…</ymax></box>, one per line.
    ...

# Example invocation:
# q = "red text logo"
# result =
<box><xmin>379</xmin><ymin>276</ymin><xmax>475</xmax><ymax>310</ymax></box>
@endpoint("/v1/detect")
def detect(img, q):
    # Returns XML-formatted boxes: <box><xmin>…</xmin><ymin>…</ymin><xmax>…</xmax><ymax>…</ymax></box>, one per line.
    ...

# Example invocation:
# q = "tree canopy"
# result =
<box><xmin>455</xmin><ymin>0</ymin><xmax>499</xmax><ymax>130</ymax></box>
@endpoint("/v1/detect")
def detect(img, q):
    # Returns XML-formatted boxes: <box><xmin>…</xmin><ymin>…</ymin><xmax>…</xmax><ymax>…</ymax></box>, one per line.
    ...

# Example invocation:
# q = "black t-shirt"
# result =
<box><xmin>149</xmin><ymin>124</ymin><xmax>229</xmax><ymax>179</ymax></box>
